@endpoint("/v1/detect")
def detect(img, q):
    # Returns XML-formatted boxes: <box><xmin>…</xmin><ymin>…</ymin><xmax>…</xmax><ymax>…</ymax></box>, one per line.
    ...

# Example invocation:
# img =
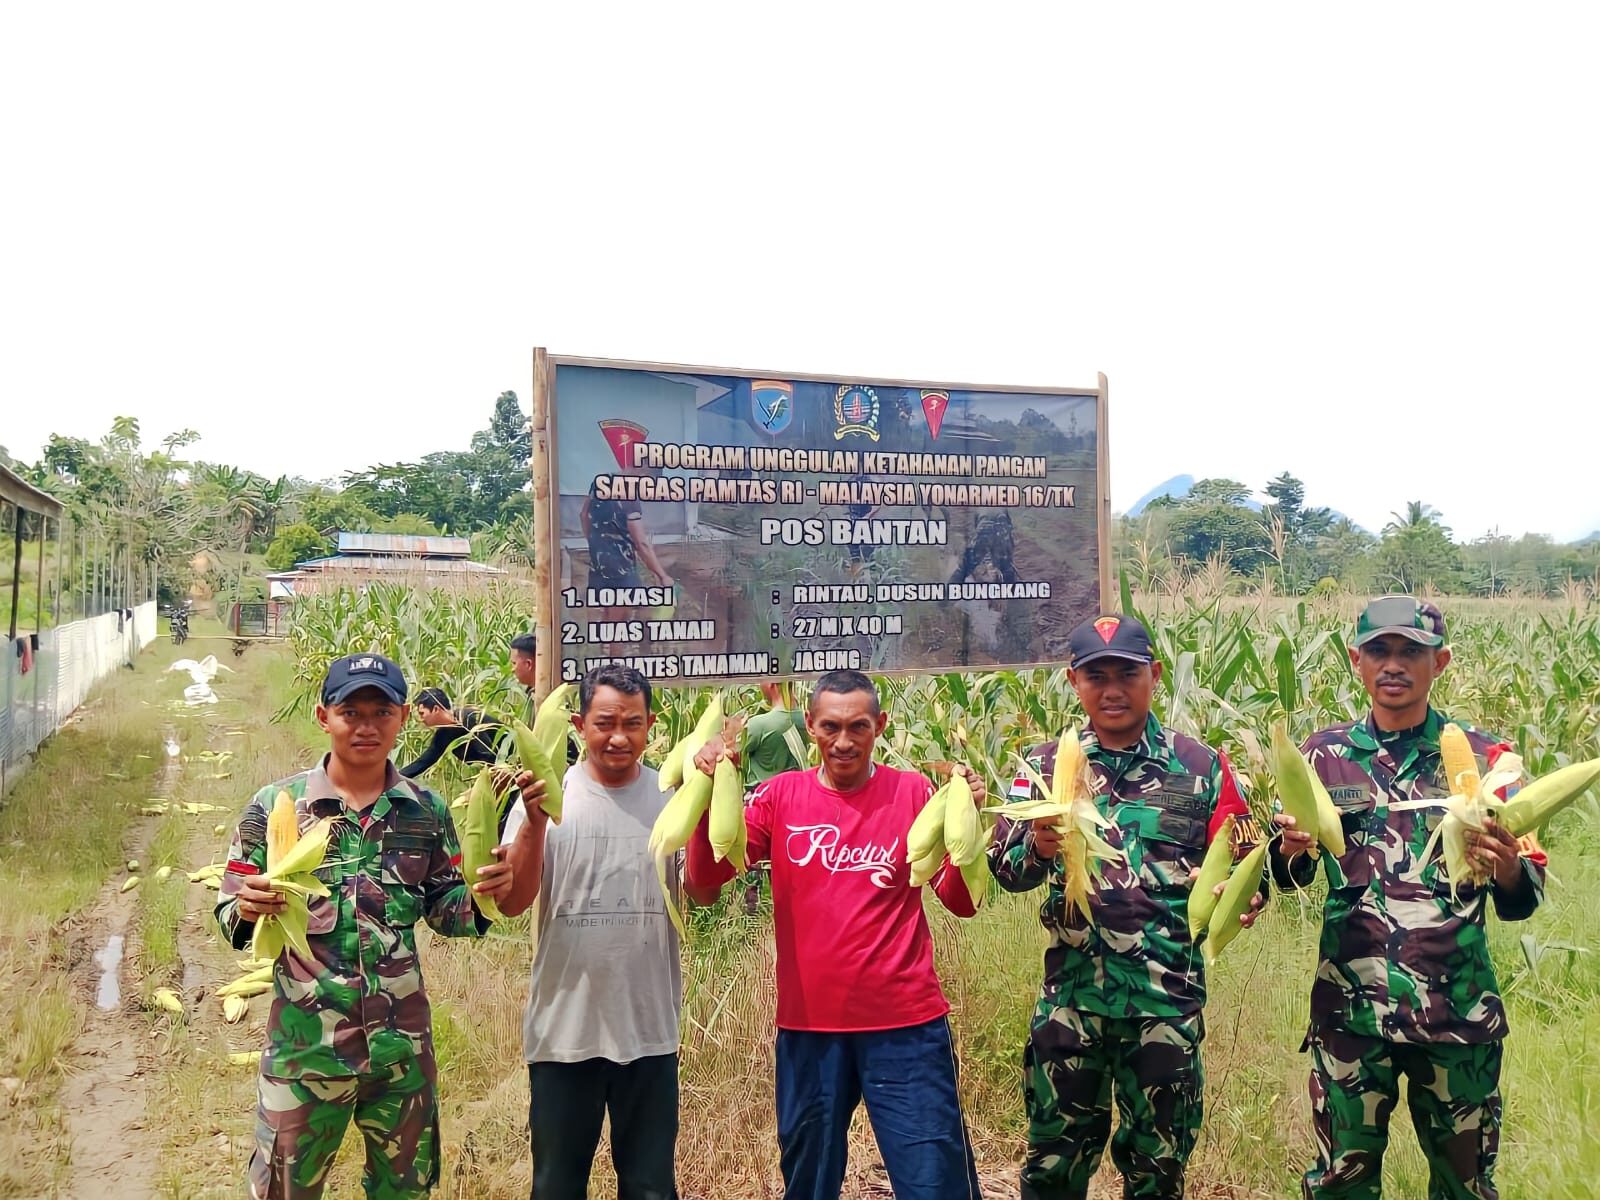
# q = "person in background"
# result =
<box><xmin>398</xmin><ymin>687</ymin><xmax>504</xmax><ymax>779</ymax></box>
<box><xmin>509</xmin><ymin>632</ymin><xmax>579</xmax><ymax>767</ymax></box>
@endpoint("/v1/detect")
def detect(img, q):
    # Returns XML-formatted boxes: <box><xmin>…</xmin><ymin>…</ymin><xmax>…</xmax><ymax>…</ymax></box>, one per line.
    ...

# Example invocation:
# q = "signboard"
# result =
<box><xmin>534</xmin><ymin>353</ymin><xmax>1109</xmax><ymax>686</ymax></box>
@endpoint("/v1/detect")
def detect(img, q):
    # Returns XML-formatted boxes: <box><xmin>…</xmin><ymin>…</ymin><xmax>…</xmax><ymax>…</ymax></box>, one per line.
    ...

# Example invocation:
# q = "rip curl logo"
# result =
<box><xmin>784</xmin><ymin>824</ymin><xmax>899</xmax><ymax>888</ymax></box>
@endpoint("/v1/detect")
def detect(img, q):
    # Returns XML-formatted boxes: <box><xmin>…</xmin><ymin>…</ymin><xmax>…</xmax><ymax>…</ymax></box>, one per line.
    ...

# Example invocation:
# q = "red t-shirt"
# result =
<box><xmin>686</xmin><ymin>764</ymin><xmax>974</xmax><ymax>1032</ymax></box>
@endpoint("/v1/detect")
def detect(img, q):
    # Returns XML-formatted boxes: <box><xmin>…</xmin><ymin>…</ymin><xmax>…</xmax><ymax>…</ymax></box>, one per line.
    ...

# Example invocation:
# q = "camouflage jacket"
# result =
<box><xmin>989</xmin><ymin>716</ymin><xmax>1256</xmax><ymax>1020</ymax></box>
<box><xmin>1269</xmin><ymin>709</ymin><xmax>1545</xmax><ymax>1045</ymax></box>
<box><xmin>216</xmin><ymin>758</ymin><xmax>486</xmax><ymax>1079</ymax></box>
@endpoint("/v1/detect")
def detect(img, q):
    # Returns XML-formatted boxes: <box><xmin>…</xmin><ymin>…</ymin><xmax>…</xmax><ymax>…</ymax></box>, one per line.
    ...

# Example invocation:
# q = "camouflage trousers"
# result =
<box><xmin>1302</xmin><ymin>1030</ymin><xmax>1502</xmax><ymax>1200</ymax></box>
<box><xmin>248</xmin><ymin>1055</ymin><xmax>440</xmax><ymax>1200</ymax></box>
<box><xmin>1020</xmin><ymin>1005</ymin><xmax>1204</xmax><ymax>1200</ymax></box>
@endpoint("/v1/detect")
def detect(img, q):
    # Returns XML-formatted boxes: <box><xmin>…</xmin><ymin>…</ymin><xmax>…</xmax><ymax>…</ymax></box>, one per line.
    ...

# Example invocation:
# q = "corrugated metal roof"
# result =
<box><xmin>290</xmin><ymin>555</ymin><xmax>505</xmax><ymax>575</ymax></box>
<box><xmin>335</xmin><ymin>532</ymin><xmax>472</xmax><ymax>557</ymax></box>
<box><xmin>0</xmin><ymin>463</ymin><xmax>64</xmax><ymax>517</ymax></box>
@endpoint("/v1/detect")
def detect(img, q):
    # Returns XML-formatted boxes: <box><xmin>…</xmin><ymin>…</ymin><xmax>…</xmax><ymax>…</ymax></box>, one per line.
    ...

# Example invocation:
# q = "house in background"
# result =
<box><xmin>266</xmin><ymin>531</ymin><xmax>506</xmax><ymax>598</ymax></box>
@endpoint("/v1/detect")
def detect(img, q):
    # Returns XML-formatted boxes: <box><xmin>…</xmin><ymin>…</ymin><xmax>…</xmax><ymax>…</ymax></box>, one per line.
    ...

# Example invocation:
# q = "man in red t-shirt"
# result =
<box><xmin>686</xmin><ymin>669</ymin><xmax>987</xmax><ymax>1200</ymax></box>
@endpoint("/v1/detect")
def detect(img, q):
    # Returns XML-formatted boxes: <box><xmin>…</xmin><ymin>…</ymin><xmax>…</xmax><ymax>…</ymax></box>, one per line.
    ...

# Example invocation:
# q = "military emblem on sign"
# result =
<box><xmin>834</xmin><ymin>386</ymin><xmax>880</xmax><ymax>442</ymax></box>
<box><xmin>920</xmin><ymin>390</ymin><xmax>949</xmax><ymax>439</ymax></box>
<box><xmin>598</xmin><ymin>419</ymin><xmax>648</xmax><ymax>469</ymax></box>
<box><xmin>751</xmin><ymin>380</ymin><xmax>794</xmax><ymax>436</ymax></box>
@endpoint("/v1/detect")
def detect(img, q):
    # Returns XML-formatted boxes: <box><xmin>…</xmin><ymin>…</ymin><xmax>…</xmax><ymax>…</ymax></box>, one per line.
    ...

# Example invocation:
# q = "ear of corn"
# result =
<box><xmin>216</xmin><ymin>964</ymin><xmax>275</xmax><ymax>998</ymax></box>
<box><xmin>943</xmin><ymin>772</ymin><xmax>982</xmax><ymax>866</ymax></box>
<box><xmin>533</xmin><ymin>684</ymin><xmax>576</xmax><ymax>760</ymax></box>
<box><xmin>121</xmin><ymin>876</ymin><xmax>140</xmax><ymax>893</ymax></box>
<box><xmin>1271</xmin><ymin>721</ymin><xmax>1323</xmax><ymax>859</ymax></box>
<box><xmin>1395</xmin><ymin>732</ymin><xmax>1534</xmax><ymax>897</ymax></box>
<box><xmin>1440</xmin><ymin>723</ymin><xmax>1481</xmax><ymax>800</ymax></box>
<box><xmin>1495</xmin><ymin>757</ymin><xmax>1600</xmax><ymax>836</ymax></box>
<box><xmin>511</xmin><ymin>719</ymin><xmax>564</xmax><ymax>825</ymax></box>
<box><xmin>1052</xmin><ymin>727</ymin><xmax>1087</xmax><ymax>808</ymax></box>
<box><xmin>959</xmin><ymin>853</ymin><xmax>991</xmax><ymax>910</ymax></box>
<box><xmin>709</xmin><ymin>756</ymin><xmax>746</xmax><ymax>871</ymax></box>
<box><xmin>154</xmin><ymin>866</ymin><xmax>172</xmax><ymax>882</ymax></box>
<box><xmin>908</xmin><ymin>789</ymin><xmax>947</xmax><ymax>863</ymax></box>
<box><xmin>227</xmin><ymin>1050</ymin><xmax>261</xmax><ymax>1067</ymax></box>
<box><xmin>1187</xmin><ymin>814</ymin><xmax>1236</xmax><ymax>939</ymax></box>
<box><xmin>1050</xmin><ymin>728</ymin><xmax>1122</xmax><ymax>923</ymax></box>
<box><xmin>250</xmin><ymin>803</ymin><xmax>335</xmax><ymax>962</ymax></box>
<box><xmin>265</xmin><ymin>789</ymin><xmax>297</xmax><ymax>867</ymax></box>
<box><xmin>909</xmin><ymin>829</ymin><xmax>946</xmax><ymax>887</ymax></box>
<box><xmin>222</xmin><ymin>995</ymin><xmax>249</xmax><ymax>1023</ymax></box>
<box><xmin>127</xmin><ymin>859</ymin><xmax>140</xmax><ymax>872</ymax></box>
<box><xmin>1204</xmin><ymin>841</ymin><xmax>1267</xmax><ymax>965</ymax></box>
<box><xmin>648</xmin><ymin>761</ymin><xmax>717</xmax><ymax>938</ymax></box>
<box><xmin>453</xmin><ymin>767</ymin><xmax>504</xmax><ymax>921</ymax></box>
<box><xmin>152</xmin><ymin>987</ymin><xmax>184</xmax><ymax>1015</ymax></box>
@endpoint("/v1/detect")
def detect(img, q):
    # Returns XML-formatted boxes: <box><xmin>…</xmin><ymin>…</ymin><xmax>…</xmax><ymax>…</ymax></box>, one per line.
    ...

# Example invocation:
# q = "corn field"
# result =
<box><xmin>283</xmin><ymin>579</ymin><xmax>1600</xmax><ymax>801</ymax></box>
<box><xmin>280</xmin><ymin>580</ymin><xmax>1600</xmax><ymax>1198</ymax></box>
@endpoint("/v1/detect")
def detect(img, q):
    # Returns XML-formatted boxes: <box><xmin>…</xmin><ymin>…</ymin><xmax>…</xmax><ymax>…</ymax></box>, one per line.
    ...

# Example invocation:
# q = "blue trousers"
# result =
<box><xmin>775</xmin><ymin>1016</ymin><xmax>983</xmax><ymax>1200</ymax></box>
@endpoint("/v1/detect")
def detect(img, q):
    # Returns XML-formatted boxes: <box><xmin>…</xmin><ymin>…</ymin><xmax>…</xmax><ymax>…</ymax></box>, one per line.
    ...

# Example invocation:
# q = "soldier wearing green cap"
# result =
<box><xmin>1270</xmin><ymin>596</ymin><xmax>1546</xmax><ymax>1200</ymax></box>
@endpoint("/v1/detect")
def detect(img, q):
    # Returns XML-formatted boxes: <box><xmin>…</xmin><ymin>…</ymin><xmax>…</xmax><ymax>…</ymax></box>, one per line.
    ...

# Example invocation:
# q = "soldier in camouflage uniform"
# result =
<box><xmin>217</xmin><ymin>653</ymin><xmax>522</xmax><ymax>1200</ymax></box>
<box><xmin>989</xmin><ymin>614</ymin><xmax>1264</xmax><ymax>1200</ymax></box>
<box><xmin>1271</xmin><ymin>597</ymin><xmax>1545</xmax><ymax>1200</ymax></box>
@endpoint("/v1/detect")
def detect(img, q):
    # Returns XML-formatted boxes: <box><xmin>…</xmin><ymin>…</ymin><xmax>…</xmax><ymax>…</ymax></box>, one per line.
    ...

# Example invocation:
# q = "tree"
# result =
<box><xmin>1264</xmin><ymin>473</ymin><xmax>1304</xmax><ymax>528</ymax></box>
<box><xmin>301</xmin><ymin>488</ymin><xmax>380</xmax><ymax>534</ymax></box>
<box><xmin>1375</xmin><ymin>502</ymin><xmax>1460</xmax><ymax>592</ymax></box>
<box><xmin>266</xmin><ymin>524</ymin><xmax>332</xmax><ymax>571</ymax></box>
<box><xmin>1188</xmin><ymin>478</ymin><xmax>1254</xmax><ymax>506</ymax></box>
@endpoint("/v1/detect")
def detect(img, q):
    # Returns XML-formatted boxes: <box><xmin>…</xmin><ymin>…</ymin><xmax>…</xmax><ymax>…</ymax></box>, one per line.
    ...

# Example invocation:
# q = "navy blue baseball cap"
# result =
<box><xmin>321</xmin><ymin>653</ymin><xmax>408</xmax><ymax>706</ymax></box>
<box><xmin>1067</xmin><ymin>613</ymin><xmax>1156</xmax><ymax>668</ymax></box>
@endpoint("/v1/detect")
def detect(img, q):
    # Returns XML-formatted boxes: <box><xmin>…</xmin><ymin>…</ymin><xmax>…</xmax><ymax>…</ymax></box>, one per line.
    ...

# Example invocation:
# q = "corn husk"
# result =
<box><xmin>452</xmin><ymin>768</ymin><xmax>503</xmax><ymax>921</ymax></box>
<box><xmin>222</xmin><ymin>995</ymin><xmax>249</xmax><ymax>1024</ymax></box>
<box><xmin>943</xmin><ymin>772</ymin><xmax>982</xmax><ymax>867</ymax></box>
<box><xmin>1187</xmin><ymin>815</ymin><xmax>1237</xmax><ymax>939</ymax></box>
<box><xmin>151</xmin><ymin>987</ymin><xmax>184</xmax><ymax>1015</ymax></box>
<box><xmin>1268</xmin><ymin>720</ymin><xmax>1348</xmax><ymax>857</ymax></box>
<box><xmin>510</xmin><ymin>719</ymin><xmax>563</xmax><ymax>826</ymax></box>
<box><xmin>1204</xmin><ymin>842</ymin><xmax>1267</xmax><ymax>965</ymax></box>
<box><xmin>709</xmin><ymin>756</ymin><xmax>746</xmax><ymax>871</ymax></box>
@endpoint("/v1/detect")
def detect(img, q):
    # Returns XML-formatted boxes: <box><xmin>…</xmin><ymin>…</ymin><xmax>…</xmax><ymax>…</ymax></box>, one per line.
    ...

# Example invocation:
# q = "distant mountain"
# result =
<box><xmin>1127</xmin><ymin>475</ymin><xmax>1197</xmax><ymax>515</ymax></box>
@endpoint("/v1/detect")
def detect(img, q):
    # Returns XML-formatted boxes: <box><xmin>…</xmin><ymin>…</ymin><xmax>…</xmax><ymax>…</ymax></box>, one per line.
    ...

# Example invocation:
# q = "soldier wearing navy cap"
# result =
<box><xmin>216</xmin><ymin>652</ymin><xmax>542</xmax><ymax>1200</ymax></box>
<box><xmin>990</xmin><ymin>613</ymin><xmax>1264</xmax><ymax>1200</ymax></box>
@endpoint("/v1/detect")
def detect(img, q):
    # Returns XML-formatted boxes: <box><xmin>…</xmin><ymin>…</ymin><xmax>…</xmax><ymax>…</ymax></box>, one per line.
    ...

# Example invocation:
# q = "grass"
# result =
<box><xmin>0</xmin><ymin>646</ymin><xmax>171</xmax><ymax>1197</ymax></box>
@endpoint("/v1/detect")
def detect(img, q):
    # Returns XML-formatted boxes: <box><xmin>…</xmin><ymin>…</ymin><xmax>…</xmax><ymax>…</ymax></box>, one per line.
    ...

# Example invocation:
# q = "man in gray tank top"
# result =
<box><xmin>499</xmin><ymin>664</ymin><xmax>718</xmax><ymax>1200</ymax></box>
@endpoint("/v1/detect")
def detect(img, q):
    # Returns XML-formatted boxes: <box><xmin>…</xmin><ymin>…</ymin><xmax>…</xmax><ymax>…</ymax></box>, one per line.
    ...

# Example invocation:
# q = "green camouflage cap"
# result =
<box><xmin>1353</xmin><ymin>595</ymin><xmax>1445</xmax><ymax>648</ymax></box>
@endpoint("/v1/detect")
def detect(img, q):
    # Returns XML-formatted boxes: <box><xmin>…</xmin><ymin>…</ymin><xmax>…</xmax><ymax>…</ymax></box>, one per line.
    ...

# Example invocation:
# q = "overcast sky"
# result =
<box><xmin>3</xmin><ymin>4</ymin><xmax>1596</xmax><ymax>541</ymax></box>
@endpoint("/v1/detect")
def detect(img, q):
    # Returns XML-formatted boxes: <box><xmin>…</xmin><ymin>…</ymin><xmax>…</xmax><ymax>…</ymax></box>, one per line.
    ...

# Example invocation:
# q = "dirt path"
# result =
<box><xmin>56</xmin><ymin>729</ymin><xmax>185</xmax><ymax>1200</ymax></box>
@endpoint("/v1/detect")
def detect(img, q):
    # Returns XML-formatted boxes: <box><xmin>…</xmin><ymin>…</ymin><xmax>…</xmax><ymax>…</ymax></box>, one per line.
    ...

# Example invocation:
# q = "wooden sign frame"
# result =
<box><xmin>530</xmin><ymin>348</ymin><xmax>1110</xmax><ymax>697</ymax></box>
